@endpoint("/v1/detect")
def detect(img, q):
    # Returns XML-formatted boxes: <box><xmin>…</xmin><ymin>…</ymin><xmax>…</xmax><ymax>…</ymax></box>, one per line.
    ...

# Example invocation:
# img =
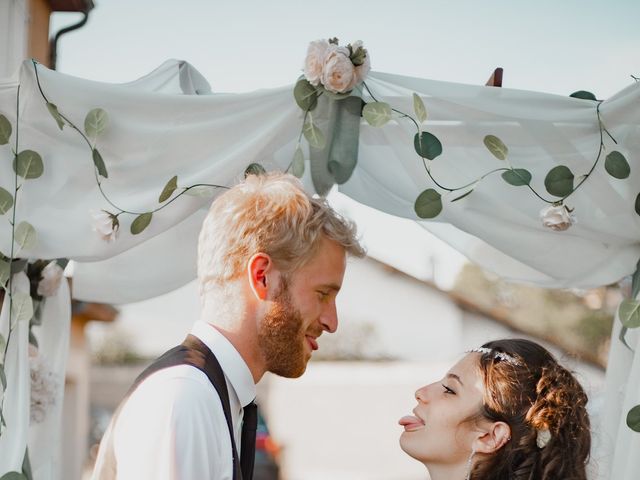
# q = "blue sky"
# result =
<box><xmin>51</xmin><ymin>0</ymin><xmax>639</xmax><ymax>97</ymax></box>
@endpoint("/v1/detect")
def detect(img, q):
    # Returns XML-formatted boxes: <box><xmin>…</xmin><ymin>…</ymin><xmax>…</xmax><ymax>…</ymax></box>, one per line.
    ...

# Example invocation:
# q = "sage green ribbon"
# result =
<box><xmin>310</xmin><ymin>94</ymin><xmax>363</xmax><ymax>196</ymax></box>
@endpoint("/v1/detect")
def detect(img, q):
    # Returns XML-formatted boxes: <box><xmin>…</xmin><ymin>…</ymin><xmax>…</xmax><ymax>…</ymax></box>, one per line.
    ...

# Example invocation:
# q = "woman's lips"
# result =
<box><xmin>398</xmin><ymin>415</ymin><xmax>425</xmax><ymax>432</ymax></box>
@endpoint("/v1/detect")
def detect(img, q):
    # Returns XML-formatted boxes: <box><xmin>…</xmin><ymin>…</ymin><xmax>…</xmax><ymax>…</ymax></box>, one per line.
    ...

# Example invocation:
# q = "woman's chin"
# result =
<box><xmin>399</xmin><ymin>434</ymin><xmax>426</xmax><ymax>462</ymax></box>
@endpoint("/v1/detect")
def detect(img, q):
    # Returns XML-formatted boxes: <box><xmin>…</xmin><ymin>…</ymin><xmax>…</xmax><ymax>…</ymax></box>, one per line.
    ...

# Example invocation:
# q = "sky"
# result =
<box><xmin>48</xmin><ymin>0</ymin><xmax>640</xmax><ymax>349</ymax></box>
<box><xmin>50</xmin><ymin>0</ymin><xmax>639</xmax><ymax>97</ymax></box>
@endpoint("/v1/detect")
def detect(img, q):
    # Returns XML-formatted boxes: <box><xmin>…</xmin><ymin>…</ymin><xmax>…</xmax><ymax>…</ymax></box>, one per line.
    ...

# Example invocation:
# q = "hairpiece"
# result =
<box><xmin>468</xmin><ymin>347</ymin><xmax>521</xmax><ymax>366</ymax></box>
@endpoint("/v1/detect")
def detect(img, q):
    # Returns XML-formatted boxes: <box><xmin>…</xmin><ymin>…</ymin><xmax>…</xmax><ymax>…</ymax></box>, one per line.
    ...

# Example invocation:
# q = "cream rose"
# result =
<box><xmin>349</xmin><ymin>40</ymin><xmax>371</xmax><ymax>89</ymax></box>
<box><xmin>91</xmin><ymin>210</ymin><xmax>120</xmax><ymax>242</ymax></box>
<box><xmin>37</xmin><ymin>261</ymin><xmax>64</xmax><ymax>297</ymax></box>
<box><xmin>303</xmin><ymin>39</ymin><xmax>330</xmax><ymax>86</ymax></box>
<box><xmin>321</xmin><ymin>46</ymin><xmax>355</xmax><ymax>93</ymax></box>
<box><xmin>539</xmin><ymin>205</ymin><xmax>576</xmax><ymax>231</ymax></box>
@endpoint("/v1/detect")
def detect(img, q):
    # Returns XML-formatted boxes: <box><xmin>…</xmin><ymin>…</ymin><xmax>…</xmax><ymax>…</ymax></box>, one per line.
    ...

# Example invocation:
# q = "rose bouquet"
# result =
<box><xmin>303</xmin><ymin>38</ymin><xmax>370</xmax><ymax>94</ymax></box>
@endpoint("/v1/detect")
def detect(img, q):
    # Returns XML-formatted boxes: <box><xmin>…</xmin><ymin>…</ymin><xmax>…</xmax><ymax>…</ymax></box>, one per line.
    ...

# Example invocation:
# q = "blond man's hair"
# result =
<box><xmin>197</xmin><ymin>172</ymin><xmax>365</xmax><ymax>295</ymax></box>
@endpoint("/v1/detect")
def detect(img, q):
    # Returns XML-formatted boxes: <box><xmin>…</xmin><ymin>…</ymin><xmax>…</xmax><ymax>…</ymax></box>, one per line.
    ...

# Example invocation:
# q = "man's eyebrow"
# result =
<box><xmin>447</xmin><ymin>373</ymin><xmax>464</xmax><ymax>386</ymax></box>
<box><xmin>319</xmin><ymin>283</ymin><xmax>341</xmax><ymax>292</ymax></box>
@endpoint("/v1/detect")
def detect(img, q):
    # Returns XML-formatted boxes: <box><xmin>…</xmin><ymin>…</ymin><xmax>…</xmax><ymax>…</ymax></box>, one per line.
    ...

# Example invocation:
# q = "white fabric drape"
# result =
<box><xmin>27</xmin><ymin>280</ymin><xmax>71</xmax><ymax>480</ymax></box>
<box><xmin>0</xmin><ymin>274</ymin><xmax>70</xmax><ymax>478</ymax></box>
<box><xmin>0</xmin><ymin>59</ymin><xmax>639</xmax><ymax>479</ymax></box>
<box><xmin>0</xmin><ymin>273</ymin><xmax>31</xmax><ymax>474</ymax></box>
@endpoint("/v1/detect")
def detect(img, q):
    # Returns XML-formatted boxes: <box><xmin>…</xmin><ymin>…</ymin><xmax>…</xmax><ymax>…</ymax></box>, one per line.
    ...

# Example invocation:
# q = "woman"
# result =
<box><xmin>399</xmin><ymin>339</ymin><xmax>591</xmax><ymax>480</ymax></box>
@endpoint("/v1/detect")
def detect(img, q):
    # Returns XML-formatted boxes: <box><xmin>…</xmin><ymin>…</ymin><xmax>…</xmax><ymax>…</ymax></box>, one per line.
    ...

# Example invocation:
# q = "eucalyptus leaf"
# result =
<box><xmin>92</xmin><ymin>149</ymin><xmax>108</xmax><ymax>179</ymax></box>
<box><xmin>414</xmin><ymin>189</ymin><xmax>443</xmax><ymax>219</ymax></box>
<box><xmin>502</xmin><ymin>168</ymin><xmax>532</xmax><ymax>186</ymax></box>
<box><xmin>0</xmin><ymin>363</ymin><xmax>5</xmax><ymax>390</ymax></box>
<box><xmin>0</xmin><ymin>187</ymin><xmax>14</xmax><ymax>215</ymax></box>
<box><xmin>451</xmin><ymin>189</ymin><xmax>474</xmax><ymax>202</ymax></box>
<box><xmin>0</xmin><ymin>333</ymin><xmax>5</xmax><ymax>353</ymax></box>
<box><xmin>483</xmin><ymin>135</ymin><xmax>508</xmax><ymax>161</ymax></box>
<box><xmin>0</xmin><ymin>114</ymin><xmax>11</xmax><ymax>145</ymax></box>
<box><xmin>627</xmin><ymin>404</ymin><xmax>640</xmax><ymax>432</ymax></box>
<box><xmin>244</xmin><ymin>163</ymin><xmax>266</xmax><ymax>177</ymax></box>
<box><xmin>636</xmin><ymin>193</ymin><xmax>640</xmax><ymax>217</ymax></box>
<box><xmin>570</xmin><ymin>90</ymin><xmax>597</xmax><ymax>101</ymax></box>
<box><xmin>413</xmin><ymin>93</ymin><xmax>427</xmax><ymax>123</ymax></box>
<box><xmin>619</xmin><ymin>299</ymin><xmax>640</xmax><ymax>328</ymax></box>
<box><xmin>10</xmin><ymin>292</ymin><xmax>34</xmax><ymax>325</ymax></box>
<box><xmin>46</xmin><ymin>102</ymin><xmax>65</xmax><ymax>130</ymax></box>
<box><xmin>184</xmin><ymin>186</ymin><xmax>216</xmax><ymax>198</ymax></box>
<box><xmin>303</xmin><ymin>119</ymin><xmax>326</xmax><ymax>149</ymax></box>
<box><xmin>84</xmin><ymin>108</ymin><xmax>109</xmax><ymax>140</ymax></box>
<box><xmin>544</xmin><ymin>166</ymin><xmax>574</xmax><ymax>197</ymax></box>
<box><xmin>0</xmin><ymin>259</ymin><xmax>9</xmax><ymax>286</ymax></box>
<box><xmin>158</xmin><ymin>175</ymin><xmax>178</xmax><ymax>202</ymax></box>
<box><xmin>414</xmin><ymin>132</ymin><xmax>443</xmax><ymax>160</ymax></box>
<box><xmin>631</xmin><ymin>258</ymin><xmax>640</xmax><ymax>299</ymax></box>
<box><xmin>0</xmin><ymin>473</ymin><xmax>28</xmax><ymax>480</ymax></box>
<box><xmin>130</xmin><ymin>212</ymin><xmax>152</xmax><ymax>235</ymax></box>
<box><xmin>13</xmin><ymin>150</ymin><xmax>44</xmax><ymax>179</ymax></box>
<box><xmin>28</xmin><ymin>329</ymin><xmax>38</xmax><ymax>349</ymax></box>
<box><xmin>362</xmin><ymin>102</ymin><xmax>392</xmax><ymax>127</ymax></box>
<box><xmin>9</xmin><ymin>259</ymin><xmax>28</xmax><ymax>275</ymax></box>
<box><xmin>605</xmin><ymin>151</ymin><xmax>630</xmax><ymax>179</ymax></box>
<box><xmin>14</xmin><ymin>222</ymin><xmax>37</xmax><ymax>251</ymax></box>
<box><xmin>293</xmin><ymin>78</ymin><xmax>318</xmax><ymax>111</ymax></box>
<box><xmin>22</xmin><ymin>449</ymin><xmax>33</xmax><ymax>480</ymax></box>
<box><xmin>292</xmin><ymin>145</ymin><xmax>305</xmax><ymax>178</ymax></box>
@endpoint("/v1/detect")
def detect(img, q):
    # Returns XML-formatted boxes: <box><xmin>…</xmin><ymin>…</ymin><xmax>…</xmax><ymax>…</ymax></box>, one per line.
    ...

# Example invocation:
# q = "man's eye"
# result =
<box><xmin>317</xmin><ymin>290</ymin><xmax>330</xmax><ymax>300</ymax></box>
<box><xmin>441</xmin><ymin>384</ymin><xmax>456</xmax><ymax>395</ymax></box>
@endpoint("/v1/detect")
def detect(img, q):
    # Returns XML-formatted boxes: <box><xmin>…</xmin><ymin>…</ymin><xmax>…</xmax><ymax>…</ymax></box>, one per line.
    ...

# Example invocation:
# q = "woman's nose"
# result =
<box><xmin>415</xmin><ymin>385</ymin><xmax>429</xmax><ymax>402</ymax></box>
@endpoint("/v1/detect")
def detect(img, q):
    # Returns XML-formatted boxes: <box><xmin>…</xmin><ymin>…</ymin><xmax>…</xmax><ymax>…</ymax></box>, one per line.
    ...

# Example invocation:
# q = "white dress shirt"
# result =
<box><xmin>91</xmin><ymin>321</ymin><xmax>256</xmax><ymax>480</ymax></box>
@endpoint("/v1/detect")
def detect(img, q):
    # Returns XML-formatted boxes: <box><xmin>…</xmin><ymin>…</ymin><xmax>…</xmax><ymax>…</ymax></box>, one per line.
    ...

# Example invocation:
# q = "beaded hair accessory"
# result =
<box><xmin>468</xmin><ymin>347</ymin><xmax>521</xmax><ymax>366</ymax></box>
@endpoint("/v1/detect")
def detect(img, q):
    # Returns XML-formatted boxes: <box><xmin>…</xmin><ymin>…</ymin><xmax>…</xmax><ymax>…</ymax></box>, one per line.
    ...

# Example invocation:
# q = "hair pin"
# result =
<box><xmin>467</xmin><ymin>347</ymin><xmax>521</xmax><ymax>366</ymax></box>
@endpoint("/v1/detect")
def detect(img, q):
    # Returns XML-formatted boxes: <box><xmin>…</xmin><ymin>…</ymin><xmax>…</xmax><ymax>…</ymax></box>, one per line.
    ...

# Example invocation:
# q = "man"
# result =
<box><xmin>91</xmin><ymin>172</ymin><xmax>365</xmax><ymax>479</ymax></box>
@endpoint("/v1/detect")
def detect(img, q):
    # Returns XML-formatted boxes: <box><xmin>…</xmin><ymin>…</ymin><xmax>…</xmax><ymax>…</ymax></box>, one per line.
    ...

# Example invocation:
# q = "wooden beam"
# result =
<box><xmin>485</xmin><ymin>67</ymin><xmax>503</xmax><ymax>87</ymax></box>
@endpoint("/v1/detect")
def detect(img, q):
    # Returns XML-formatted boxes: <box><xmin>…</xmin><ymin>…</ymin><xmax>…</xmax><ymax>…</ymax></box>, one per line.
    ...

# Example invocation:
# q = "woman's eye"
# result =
<box><xmin>441</xmin><ymin>384</ymin><xmax>456</xmax><ymax>395</ymax></box>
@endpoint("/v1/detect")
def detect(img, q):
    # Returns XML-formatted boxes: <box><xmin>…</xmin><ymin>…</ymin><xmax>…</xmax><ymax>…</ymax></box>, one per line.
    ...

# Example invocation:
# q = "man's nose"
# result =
<box><xmin>320</xmin><ymin>301</ymin><xmax>338</xmax><ymax>333</ymax></box>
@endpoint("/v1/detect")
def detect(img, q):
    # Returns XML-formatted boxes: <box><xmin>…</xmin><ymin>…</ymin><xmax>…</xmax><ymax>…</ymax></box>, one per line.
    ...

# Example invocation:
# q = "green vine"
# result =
<box><xmin>31</xmin><ymin>60</ymin><xmax>230</xmax><ymax>237</ymax></box>
<box><xmin>292</xmin><ymin>74</ymin><xmax>631</xmax><ymax>222</ymax></box>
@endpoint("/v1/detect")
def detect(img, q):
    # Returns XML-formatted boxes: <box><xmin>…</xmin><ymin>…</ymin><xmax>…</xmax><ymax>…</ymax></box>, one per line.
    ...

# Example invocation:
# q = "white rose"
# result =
<box><xmin>37</xmin><ymin>261</ymin><xmax>64</xmax><ymax>297</ymax></box>
<box><xmin>348</xmin><ymin>40</ymin><xmax>371</xmax><ymax>89</ymax></box>
<box><xmin>303</xmin><ymin>39</ymin><xmax>330</xmax><ymax>86</ymax></box>
<box><xmin>353</xmin><ymin>53</ymin><xmax>370</xmax><ymax>87</ymax></box>
<box><xmin>91</xmin><ymin>210</ymin><xmax>120</xmax><ymax>242</ymax></box>
<box><xmin>321</xmin><ymin>46</ymin><xmax>355</xmax><ymax>93</ymax></box>
<box><xmin>539</xmin><ymin>205</ymin><xmax>576</xmax><ymax>231</ymax></box>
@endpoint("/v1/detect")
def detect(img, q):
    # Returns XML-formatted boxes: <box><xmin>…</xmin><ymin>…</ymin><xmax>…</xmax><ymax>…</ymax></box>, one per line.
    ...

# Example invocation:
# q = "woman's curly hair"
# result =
<box><xmin>469</xmin><ymin>339</ymin><xmax>591</xmax><ymax>480</ymax></box>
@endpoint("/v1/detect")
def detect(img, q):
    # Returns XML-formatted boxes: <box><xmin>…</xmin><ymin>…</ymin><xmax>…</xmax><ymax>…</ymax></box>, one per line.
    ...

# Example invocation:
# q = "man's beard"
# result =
<box><xmin>257</xmin><ymin>280</ymin><xmax>318</xmax><ymax>378</ymax></box>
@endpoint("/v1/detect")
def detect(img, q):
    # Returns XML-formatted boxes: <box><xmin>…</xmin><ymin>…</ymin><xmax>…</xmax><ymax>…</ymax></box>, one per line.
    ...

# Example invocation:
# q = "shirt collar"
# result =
<box><xmin>190</xmin><ymin>320</ymin><xmax>256</xmax><ymax>407</ymax></box>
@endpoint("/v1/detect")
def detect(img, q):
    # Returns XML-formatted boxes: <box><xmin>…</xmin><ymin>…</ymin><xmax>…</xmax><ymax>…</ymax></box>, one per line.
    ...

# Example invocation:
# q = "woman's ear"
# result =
<box><xmin>247</xmin><ymin>253</ymin><xmax>272</xmax><ymax>300</ymax></box>
<box><xmin>473</xmin><ymin>422</ymin><xmax>511</xmax><ymax>454</ymax></box>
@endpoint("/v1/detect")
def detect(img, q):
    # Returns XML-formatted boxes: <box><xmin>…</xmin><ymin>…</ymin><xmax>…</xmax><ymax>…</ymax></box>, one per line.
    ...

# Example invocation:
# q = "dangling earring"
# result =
<box><xmin>465</xmin><ymin>448</ymin><xmax>476</xmax><ymax>480</ymax></box>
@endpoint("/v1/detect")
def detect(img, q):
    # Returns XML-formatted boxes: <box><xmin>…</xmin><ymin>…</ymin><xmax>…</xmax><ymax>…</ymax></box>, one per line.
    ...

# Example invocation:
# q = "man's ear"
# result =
<box><xmin>473</xmin><ymin>422</ymin><xmax>511</xmax><ymax>454</ymax></box>
<box><xmin>247</xmin><ymin>253</ymin><xmax>273</xmax><ymax>300</ymax></box>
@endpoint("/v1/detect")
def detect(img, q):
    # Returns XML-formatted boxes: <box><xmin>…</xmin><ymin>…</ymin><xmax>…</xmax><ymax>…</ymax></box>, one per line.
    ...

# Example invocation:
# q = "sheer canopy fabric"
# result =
<box><xmin>0</xmin><ymin>60</ymin><xmax>638</xmax><ymax>479</ymax></box>
<box><xmin>0</xmin><ymin>61</ymin><xmax>638</xmax><ymax>302</ymax></box>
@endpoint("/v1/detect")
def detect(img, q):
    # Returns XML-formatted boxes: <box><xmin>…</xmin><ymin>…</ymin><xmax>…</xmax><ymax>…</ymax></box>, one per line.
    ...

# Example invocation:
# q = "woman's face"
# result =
<box><xmin>399</xmin><ymin>353</ymin><xmax>486</xmax><ymax>466</ymax></box>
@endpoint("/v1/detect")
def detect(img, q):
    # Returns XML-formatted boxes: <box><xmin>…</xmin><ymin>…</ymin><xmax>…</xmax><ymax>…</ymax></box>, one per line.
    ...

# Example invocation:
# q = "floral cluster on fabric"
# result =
<box><xmin>539</xmin><ymin>204</ymin><xmax>577</xmax><ymax>232</ymax></box>
<box><xmin>91</xmin><ymin>210</ymin><xmax>120</xmax><ymax>243</ymax></box>
<box><xmin>29</xmin><ymin>345</ymin><xmax>59</xmax><ymax>424</ymax></box>
<box><xmin>303</xmin><ymin>38</ymin><xmax>370</xmax><ymax>93</ymax></box>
